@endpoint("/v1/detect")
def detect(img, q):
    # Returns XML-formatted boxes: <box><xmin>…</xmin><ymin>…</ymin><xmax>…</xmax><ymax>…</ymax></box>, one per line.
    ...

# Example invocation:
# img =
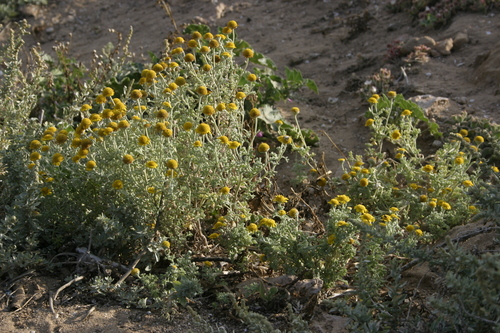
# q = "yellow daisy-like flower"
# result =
<box><xmin>209</xmin><ymin>39</ymin><xmax>220</xmax><ymax>48</ymax></box>
<box><xmin>193</xmin><ymin>140</ymin><xmax>203</xmax><ymax>147</ymax></box>
<box><xmin>81</xmin><ymin>104</ymin><xmax>92</xmax><ymax>112</ymax></box>
<box><xmin>277</xmin><ymin>135</ymin><xmax>293</xmax><ymax>144</ymax></box>
<box><xmin>359</xmin><ymin>178</ymin><xmax>369</xmax><ymax>187</ymax></box>
<box><xmin>175</xmin><ymin>77</ymin><xmax>186</xmax><ymax>86</ymax></box>
<box><xmin>218</xmin><ymin>136</ymin><xmax>230</xmax><ymax>144</ymax></box>
<box><xmin>202</xmin><ymin>64</ymin><xmax>211</xmax><ymax>71</ymax></box>
<box><xmin>328</xmin><ymin>199</ymin><xmax>340</xmax><ymax>206</ymax></box>
<box><xmin>157</xmin><ymin>109</ymin><xmax>169</xmax><ymax>119</ymax></box>
<box><xmin>28</xmin><ymin>163</ymin><xmax>35</xmax><ymax>169</ymax></box>
<box><xmin>226</xmin><ymin>20</ymin><xmax>238</xmax><ymax>29</ymax></box>
<box><xmin>203</xmin><ymin>105</ymin><xmax>215</xmax><ymax>116</ymax></box>
<box><xmin>166</xmin><ymin>159</ymin><xmax>178</xmax><ymax>169</ymax></box>
<box><xmin>187</xmin><ymin>39</ymin><xmax>198</xmax><ymax>48</ymax></box>
<box><xmin>367</xmin><ymin>97</ymin><xmax>378</xmax><ymax>104</ymax></box>
<box><xmin>162</xmin><ymin>240</ymin><xmax>171</xmax><ymax>248</ymax></box>
<box><xmin>419</xmin><ymin>195</ymin><xmax>428</xmax><ymax>202</ymax></box>
<box><xmin>474</xmin><ymin>136</ymin><xmax>484</xmax><ymax>143</ymax></box>
<box><xmin>246</xmin><ymin>223</ymin><xmax>258</xmax><ymax>232</ymax></box>
<box><xmin>203</xmin><ymin>32</ymin><xmax>214</xmax><ymax>40</ymax></box>
<box><xmin>354</xmin><ymin>204</ymin><xmax>368</xmax><ymax>213</ymax></box>
<box><xmin>365</xmin><ymin>118</ymin><xmax>374</xmax><ymax>126</ymax></box>
<box><xmin>220</xmin><ymin>186</ymin><xmax>230</xmax><ymax>194</ymax></box>
<box><xmin>492</xmin><ymin>166</ymin><xmax>499</xmax><ymax>173</ymax></box>
<box><xmin>228</xmin><ymin>141</ymin><xmax>241</xmax><ymax>149</ymax></box>
<box><xmin>287</xmin><ymin>208</ymin><xmax>299</xmax><ymax>218</ymax></box>
<box><xmin>122</xmin><ymin>154</ymin><xmax>134</xmax><ymax>164</ymax></box>
<box><xmin>130</xmin><ymin>89</ymin><xmax>143</xmax><ymax>99</ymax></box>
<box><xmin>112</xmin><ymin>180</ymin><xmax>123</xmax><ymax>189</ymax></box>
<box><xmin>336</xmin><ymin>220</ymin><xmax>349</xmax><ymax>227</ymax></box>
<box><xmin>278</xmin><ymin>209</ymin><xmax>286</xmax><ymax>216</ymax></box>
<box><xmin>208</xmin><ymin>233</ymin><xmax>220</xmax><ymax>239</ymax></box>
<box><xmin>52</xmin><ymin>153</ymin><xmax>64</xmax><ymax>166</ymax></box>
<box><xmin>249</xmin><ymin>108</ymin><xmax>261</xmax><ymax>118</ymax></box>
<box><xmin>195</xmin><ymin>123</ymin><xmax>211</xmax><ymax>135</ymax></box>
<box><xmin>242</xmin><ymin>48</ymin><xmax>254</xmax><ymax>58</ymax></box>
<box><xmin>441</xmin><ymin>202</ymin><xmax>452</xmax><ymax>210</ymax></box>
<box><xmin>131</xmin><ymin>268</ymin><xmax>140</xmax><ymax>276</ymax></box>
<box><xmin>184</xmin><ymin>53</ymin><xmax>195</xmax><ymax>62</ymax></box>
<box><xmin>95</xmin><ymin>95</ymin><xmax>106</xmax><ymax>104</ymax></box>
<box><xmin>462</xmin><ymin>180</ymin><xmax>473</xmax><ymax>187</ymax></box>
<box><xmin>401</xmin><ymin>109</ymin><xmax>412</xmax><ymax>116</ymax></box>
<box><xmin>102</xmin><ymin>87</ymin><xmax>114</xmax><ymax>97</ymax></box>
<box><xmin>291</xmin><ymin>107</ymin><xmax>300</xmax><ymax>115</ymax></box>
<box><xmin>183</xmin><ymin>122</ymin><xmax>193</xmax><ymax>131</ymax></box>
<box><xmin>455</xmin><ymin>157</ymin><xmax>465</xmax><ymax>165</ymax></box>
<box><xmin>147</xmin><ymin>187</ymin><xmax>156</xmax><ymax>194</ymax></box>
<box><xmin>405</xmin><ymin>225</ymin><xmax>415</xmax><ymax>232</ymax></box>
<box><xmin>30</xmin><ymin>151</ymin><xmax>41</xmax><ymax>161</ymax></box>
<box><xmin>317</xmin><ymin>178</ymin><xmax>327</xmax><ymax>186</ymax></box>
<box><xmin>236</xmin><ymin>92</ymin><xmax>246</xmax><ymax>100</ymax></box>
<box><xmin>327</xmin><ymin>234</ymin><xmax>336</xmax><ymax>245</ymax></box>
<box><xmin>336</xmin><ymin>195</ymin><xmax>351</xmax><ymax>204</ymax></box>
<box><xmin>258</xmin><ymin>143</ymin><xmax>270</xmax><ymax>153</ymax></box>
<box><xmin>138</xmin><ymin>135</ymin><xmax>151</xmax><ymax>146</ymax></box>
<box><xmin>146</xmin><ymin>161</ymin><xmax>158</xmax><ymax>168</ymax></box>
<box><xmin>196</xmin><ymin>86</ymin><xmax>209</xmax><ymax>95</ymax></box>
<box><xmin>29</xmin><ymin>140</ymin><xmax>42</xmax><ymax>150</ymax></box>
<box><xmin>212</xmin><ymin>221</ymin><xmax>227</xmax><ymax>229</ymax></box>
<box><xmin>360</xmin><ymin>213</ymin><xmax>375</xmax><ymax>225</ymax></box>
<box><xmin>41</xmin><ymin>186</ymin><xmax>52</xmax><ymax>196</ymax></box>
<box><xmin>459</xmin><ymin>129</ymin><xmax>469</xmax><ymax>137</ymax></box>
<box><xmin>85</xmin><ymin>160</ymin><xmax>96</xmax><ymax>171</ymax></box>
<box><xmin>381</xmin><ymin>214</ymin><xmax>392</xmax><ymax>222</ymax></box>
<box><xmin>391</xmin><ymin>130</ymin><xmax>402</xmax><ymax>140</ymax></box>
<box><xmin>387</xmin><ymin>91</ymin><xmax>397</xmax><ymax>98</ymax></box>
<box><xmin>422</xmin><ymin>164</ymin><xmax>434</xmax><ymax>173</ymax></box>
<box><xmin>259</xmin><ymin>218</ymin><xmax>276</xmax><ymax>228</ymax></box>
<box><xmin>341</xmin><ymin>173</ymin><xmax>351</xmax><ymax>180</ymax></box>
<box><xmin>273</xmin><ymin>195</ymin><xmax>288</xmax><ymax>203</ymax></box>
<box><xmin>227</xmin><ymin>103</ymin><xmax>238</xmax><ymax>110</ymax></box>
<box><xmin>415</xmin><ymin>229</ymin><xmax>423</xmax><ymax>237</ymax></box>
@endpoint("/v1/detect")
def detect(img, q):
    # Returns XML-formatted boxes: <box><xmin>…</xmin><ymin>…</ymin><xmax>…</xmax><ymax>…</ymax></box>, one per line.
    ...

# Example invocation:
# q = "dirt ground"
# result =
<box><xmin>1</xmin><ymin>0</ymin><xmax>500</xmax><ymax>331</ymax></box>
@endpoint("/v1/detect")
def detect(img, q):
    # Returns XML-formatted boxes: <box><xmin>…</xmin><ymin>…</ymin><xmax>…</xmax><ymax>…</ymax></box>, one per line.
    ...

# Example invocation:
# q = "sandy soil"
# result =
<box><xmin>1</xmin><ymin>0</ymin><xmax>500</xmax><ymax>331</ymax></box>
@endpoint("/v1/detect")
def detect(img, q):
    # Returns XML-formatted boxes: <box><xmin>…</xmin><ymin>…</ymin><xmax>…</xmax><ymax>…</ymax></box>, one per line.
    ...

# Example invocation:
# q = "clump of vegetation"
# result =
<box><xmin>388</xmin><ymin>0</ymin><xmax>498</xmax><ymax>28</ymax></box>
<box><xmin>1</xmin><ymin>17</ymin><xmax>500</xmax><ymax>333</ymax></box>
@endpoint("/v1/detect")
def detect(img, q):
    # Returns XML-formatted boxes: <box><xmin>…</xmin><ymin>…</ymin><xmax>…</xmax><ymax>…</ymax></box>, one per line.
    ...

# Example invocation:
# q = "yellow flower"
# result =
<box><xmin>354</xmin><ymin>204</ymin><xmax>368</xmax><ymax>213</ymax></box>
<box><xmin>195</xmin><ymin>123</ymin><xmax>211</xmax><ymax>135</ymax></box>
<box><xmin>175</xmin><ymin>76</ymin><xmax>186</xmax><ymax>86</ymax></box>
<box><xmin>492</xmin><ymin>166</ymin><xmax>499</xmax><ymax>173</ymax></box>
<box><xmin>166</xmin><ymin>159</ymin><xmax>178</xmax><ymax>169</ymax></box>
<box><xmin>193</xmin><ymin>140</ymin><xmax>203</xmax><ymax>147</ymax></box>
<box><xmin>391</xmin><ymin>130</ymin><xmax>402</xmax><ymax>140</ymax></box>
<box><xmin>226</xmin><ymin>20</ymin><xmax>238</xmax><ymax>29</ymax></box>
<box><xmin>474</xmin><ymin>136</ymin><xmax>484</xmax><ymax>143</ymax></box>
<box><xmin>95</xmin><ymin>95</ymin><xmax>106</xmax><ymax>104</ymax></box>
<box><xmin>454</xmin><ymin>157</ymin><xmax>465</xmax><ymax>165</ymax></box>
<box><xmin>220</xmin><ymin>186</ymin><xmax>230</xmax><ymax>194</ymax></box>
<box><xmin>429</xmin><ymin>201</ymin><xmax>437</xmax><ymax>208</ymax></box>
<box><xmin>278</xmin><ymin>209</ymin><xmax>286</xmax><ymax>216</ymax></box>
<box><xmin>123</xmin><ymin>154</ymin><xmax>134</xmax><ymax>164</ymax></box>
<box><xmin>277</xmin><ymin>135</ymin><xmax>293</xmax><ymax>144</ymax></box>
<box><xmin>112</xmin><ymin>180</ymin><xmax>123</xmax><ymax>189</ymax></box>
<box><xmin>367</xmin><ymin>97</ymin><xmax>378</xmax><ymax>104</ymax></box>
<box><xmin>381</xmin><ymin>214</ymin><xmax>392</xmax><ymax>222</ymax></box>
<box><xmin>29</xmin><ymin>140</ymin><xmax>42</xmax><ymax>150</ymax></box>
<box><xmin>236</xmin><ymin>92</ymin><xmax>246</xmax><ymax>100</ymax></box>
<box><xmin>85</xmin><ymin>160</ymin><xmax>96</xmax><ymax>171</ymax></box>
<box><xmin>212</xmin><ymin>221</ymin><xmax>227</xmax><ymax>229</ymax></box>
<box><xmin>336</xmin><ymin>195</ymin><xmax>351</xmax><ymax>204</ymax></box>
<box><xmin>359</xmin><ymin>178</ymin><xmax>369</xmax><ymax>187</ymax></box>
<box><xmin>341</xmin><ymin>173</ymin><xmax>351</xmax><ymax>180</ymax></box>
<box><xmin>462</xmin><ymin>180</ymin><xmax>473</xmax><ymax>187</ymax></box>
<box><xmin>209</xmin><ymin>39</ymin><xmax>220</xmax><ymax>48</ymax></box>
<box><xmin>202</xmin><ymin>64</ymin><xmax>211</xmax><ymax>71</ymax></box>
<box><xmin>218</xmin><ymin>136</ymin><xmax>230</xmax><ymax>144</ymax></box>
<box><xmin>228</xmin><ymin>141</ymin><xmax>241</xmax><ymax>149</ymax></box>
<box><xmin>246</xmin><ymin>223</ymin><xmax>258</xmax><ymax>232</ymax></box>
<box><xmin>328</xmin><ymin>199</ymin><xmax>340</xmax><ymax>206</ymax></box>
<box><xmin>208</xmin><ymin>233</ymin><xmax>220</xmax><ymax>239</ymax></box>
<box><xmin>361</xmin><ymin>213</ymin><xmax>375</xmax><ymax>225</ymax></box>
<box><xmin>41</xmin><ymin>186</ymin><xmax>52</xmax><ymax>196</ymax></box>
<box><xmin>28</xmin><ymin>163</ymin><xmax>35</xmax><ymax>169</ymax></box>
<box><xmin>441</xmin><ymin>202</ymin><xmax>452</xmax><ymax>210</ymax></box>
<box><xmin>147</xmin><ymin>187</ymin><xmax>156</xmax><ymax>194</ymax></box>
<box><xmin>401</xmin><ymin>109</ymin><xmax>412</xmax><ymax>116</ymax></box>
<box><xmin>30</xmin><ymin>151</ymin><xmax>41</xmax><ymax>161</ymax></box>
<box><xmin>138</xmin><ymin>135</ymin><xmax>150</xmax><ymax>146</ymax></box>
<box><xmin>131</xmin><ymin>268</ymin><xmax>140</xmax><ymax>276</ymax></box>
<box><xmin>222</xmin><ymin>27</ymin><xmax>233</xmax><ymax>34</ymax></box>
<box><xmin>162</xmin><ymin>240</ymin><xmax>171</xmax><ymax>248</ymax></box>
<box><xmin>102</xmin><ymin>87</ymin><xmax>114</xmax><ymax>97</ymax></box>
<box><xmin>152</xmin><ymin>63</ymin><xmax>164</xmax><ymax>72</ymax></box>
<box><xmin>372</xmin><ymin>94</ymin><xmax>380</xmax><ymax>100</ymax></box>
<box><xmin>390</xmin><ymin>207</ymin><xmax>399</xmax><ymax>212</ymax></box>
<box><xmin>258</xmin><ymin>143</ymin><xmax>270</xmax><ymax>153</ymax></box>
<box><xmin>336</xmin><ymin>220</ymin><xmax>349</xmax><ymax>227</ymax></box>
<box><xmin>249</xmin><ymin>108</ymin><xmax>261</xmax><ymax>118</ymax></box>
<box><xmin>459</xmin><ymin>129</ymin><xmax>469</xmax><ymax>137</ymax></box>
<box><xmin>365</xmin><ymin>118</ymin><xmax>374</xmax><ymax>126</ymax></box>
<box><xmin>405</xmin><ymin>225</ymin><xmax>415</xmax><ymax>232</ymax></box>
<box><xmin>247</xmin><ymin>74</ymin><xmax>257</xmax><ymax>81</ymax></box>
<box><xmin>203</xmin><ymin>105</ymin><xmax>215</xmax><ymax>116</ymax></box>
<box><xmin>184</xmin><ymin>53</ymin><xmax>195</xmax><ymax>62</ymax></box>
<box><xmin>327</xmin><ymin>234</ymin><xmax>336</xmax><ymax>245</ymax></box>
<box><xmin>157</xmin><ymin>109</ymin><xmax>169</xmax><ymax>119</ymax></box>
<box><xmin>225</xmin><ymin>42</ymin><xmax>236</xmax><ymax>49</ymax></box>
<box><xmin>187</xmin><ymin>39</ymin><xmax>198</xmax><ymax>48</ymax></box>
<box><xmin>51</xmin><ymin>153</ymin><xmax>64</xmax><ymax>166</ymax></box>
<box><xmin>196</xmin><ymin>86</ymin><xmax>209</xmax><ymax>95</ymax></box>
<box><xmin>146</xmin><ymin>161</ymin><xmax>158</xmax><ymax>168</ymax></box>
<box><xmin>287</xmin><ymin>208</ymin><xmax>299</xmax><ymax>218</ymax></box>
<box><xmin>183</xmin><ymin>122</ymin><xmax>193</xmax><ymax>131</ymax></box>
<box><xmin>216</xmin><ymin>103</ymin><xmax>226</xmax><ymax>111</ymax></box>
<box><xmin>203</xmin><ymin>32</ymin><xmax>214</xmax><ymax>39</ymax></box>
<box><xmin>419</xmin><ymin>195</ymin><xmax>428</xmax><ymax>202</ymax></box>
<box><xmin>387</xmin><ymin>91</ymin><xmax>397</xmax><ymax>98</ymax></box>
<box><xmin>291</xmin><ymin>107</ymin><xmax>300</xmax><ymax>115</ymax></box>
<box><xmin>81</xmin><ymin>104</ymin><xmax>92</xmax><ymax>111</ymax></box>
<box><xmin>259</xmin><ymin>218</ymin><xmax>276</xmax><ymax>228</ymax></box>
<box><xmin>422</xmin><ymin>164</ymin><xmax>434</xmax><ymax>173</ymax></box>
<box><xmin>317</xmin><ymin>178</ymin><xmax>327</xmax><ymax>186</ymax></box>
<box><xmin>273</xmin><ymin>195</ymin><xmax>288</xmax><ymax>203</ymax></box>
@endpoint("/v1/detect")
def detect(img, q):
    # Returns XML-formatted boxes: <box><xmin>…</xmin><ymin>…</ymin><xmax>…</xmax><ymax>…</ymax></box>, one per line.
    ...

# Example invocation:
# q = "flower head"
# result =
<box><xmin>220</xmin><ymin>186</ymin><xmax>230</xmax><ymax>194</ymax></box>
<box><xmin>422</xmin><ymin>164</ymin><xmax>434</xmax><ymax>173</ymax></box>
<box><xmin>391</xmin><ymin>130</ymin><xmax>402</xmax><ymax>140</ymax></box>
<box><xmin>258</xmin><ymin>143</ymin><xmax>270</xmax><ymax>153</ymax></box>
<box><xmin>85</xmin><ymin>160</ymin><xmax>96</xmax><ymax>171</ymax></box>
<box><xmin>195</xmin><ymin>123</ymin><xmax>211</xmax><ymax>135</ymax></box>
<box><xmin>259</xmin><ymin>218</ymin><xmax>276</xmax><ymax>228</ymax></box>
<box><xmin>359</xmin><ymin>178</ymin><xmax>369</xmax><ymax>187</ymax></box>
<box><xmin>166</xmin><ymin>159</ymin><xmax>178</xmax><ymax>169</ymax></box>
<box><xmin>146</xmin><ymin>161</ymin><xmax>158</xmax><ymax>168</ymax></box>
<box><xmin>246</xmin><ymin>223</ymin><xmax>258</xmax><ymax>232</ymax></box>
<box><xmin>112</xmin><ymin>180</ymin><xmax>123</xmax><ymax>189</ymax></box>
<box><xmin>138</xmin><ymin>135</ymin><xmax>151</xmax><ymax>146</ymax></box>
<box><xmin>273</xmin><ymin>195</ymin><xmax>288</xmax><ymax>203</ymax></box>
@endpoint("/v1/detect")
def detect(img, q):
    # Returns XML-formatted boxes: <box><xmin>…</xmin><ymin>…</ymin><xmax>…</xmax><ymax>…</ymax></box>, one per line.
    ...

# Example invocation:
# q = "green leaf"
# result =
<box><xmin>394</xmin><ymin>95</ymin><xmax>442</xmax><ymax>137</ymax></box>
<box><xmin>305</xmin><ymin>79</ymin><xmax>319</xmax><ymax>93</ymax></box>
<box><xmin>250</xmin><ymin>52</ymin><xmax>277</xmax><ymax>71</ymax></box>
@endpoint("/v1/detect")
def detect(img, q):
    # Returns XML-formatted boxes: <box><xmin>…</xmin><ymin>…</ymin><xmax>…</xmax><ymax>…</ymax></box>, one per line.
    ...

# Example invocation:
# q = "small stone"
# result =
<box><xmin>453</xmin><ymin>32</ymin><xmax>469</xmax><ymax>50</ymax></box>
<box><xmin>434</xmin><ymin>38</ymin><xmax>453</xmax><ymax>56</ymax></box>
<box><xmin>400</xmin><ymin>36</ymin><xmax>436</xmax><ymax>56</ymax></box>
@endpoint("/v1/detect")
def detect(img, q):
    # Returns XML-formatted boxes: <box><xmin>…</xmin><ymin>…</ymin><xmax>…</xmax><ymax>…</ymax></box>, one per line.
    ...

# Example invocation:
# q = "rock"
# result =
<box><xmin>453</xmin><ymin>32</ymin><xmax>469</xmax><ymax>50</ymax></box>
<box><xmin>409</xmin><ymin>95</ymin><xmax>450</xmax><ymax>119</ymax></box>
<box><xmin>309</xmin><ymin>312</ymin><xmax>349</xmax><ymax>333</ymax></box>
<box><xmin>400</xmin><ymin>36</ymin><xmax>436</xmax><ymax>56</ymax></box>
<box><xmin>434</xmin><ymin>38</ymin><xmax>453</xmax><ymax>56</ymax></box>
<box><xmin>473</xmin><ymin>42</ymin><xmax>500</xmax><ymax>86</ymax></box>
